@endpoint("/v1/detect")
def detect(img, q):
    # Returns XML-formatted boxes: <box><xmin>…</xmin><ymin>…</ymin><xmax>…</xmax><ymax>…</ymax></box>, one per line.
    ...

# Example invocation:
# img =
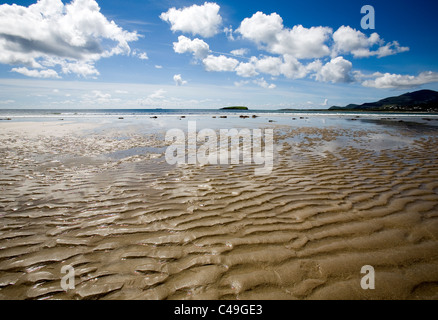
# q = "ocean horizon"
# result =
<box><xmin>2</xmin><ymin>108</ymin><xmax>438</xmax><ymax>118</ymax></box>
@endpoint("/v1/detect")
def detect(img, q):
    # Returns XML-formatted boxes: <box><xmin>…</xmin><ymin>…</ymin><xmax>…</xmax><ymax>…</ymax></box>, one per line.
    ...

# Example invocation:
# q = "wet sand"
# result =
<box><xmin>0</xmin><ymin>116</ymin><xmax>438</xmax><ymax>300</ymax></box>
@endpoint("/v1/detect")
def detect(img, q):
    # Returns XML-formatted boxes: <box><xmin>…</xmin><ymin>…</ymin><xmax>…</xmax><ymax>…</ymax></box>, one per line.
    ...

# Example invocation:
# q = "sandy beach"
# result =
<box><xmin>0</xmin><ymin>115</ymin><xmax>438</xmax><ymax>300</ymax></box>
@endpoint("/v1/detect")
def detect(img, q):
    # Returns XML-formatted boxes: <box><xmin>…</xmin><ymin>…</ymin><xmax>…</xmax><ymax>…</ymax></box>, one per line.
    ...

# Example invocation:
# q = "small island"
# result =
<box><xmin>221</xmin><ymin>106</ymin><xmax>248</xmax><ymax>110</ymax></box>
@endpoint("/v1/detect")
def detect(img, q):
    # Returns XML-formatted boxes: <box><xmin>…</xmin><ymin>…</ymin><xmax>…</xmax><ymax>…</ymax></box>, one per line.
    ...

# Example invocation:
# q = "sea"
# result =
<box><xmin>1</xmin><ymin>108</ymin><xmax>438</xmax><ymax>118</ymax></box>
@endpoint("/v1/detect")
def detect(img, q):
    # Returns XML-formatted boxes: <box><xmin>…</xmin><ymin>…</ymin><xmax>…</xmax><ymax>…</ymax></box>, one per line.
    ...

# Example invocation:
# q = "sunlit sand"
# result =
<box><xmin>1</xmin><ymin>115</ymin><xmax>437</xmax><ymax>299</ymax></box>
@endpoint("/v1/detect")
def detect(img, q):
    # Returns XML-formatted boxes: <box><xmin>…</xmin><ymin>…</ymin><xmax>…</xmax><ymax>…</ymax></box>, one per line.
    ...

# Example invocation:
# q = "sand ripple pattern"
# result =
<box><xmin>0</xmin><ymin>125</ymin><xmax>438</xmax><ymax>299</ymax></box>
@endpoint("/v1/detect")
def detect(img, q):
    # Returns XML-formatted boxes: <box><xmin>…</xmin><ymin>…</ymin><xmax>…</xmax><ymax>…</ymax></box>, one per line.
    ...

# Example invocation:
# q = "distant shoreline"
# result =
<box><xmin>279</xmin><ymin>108</ymin><xmax>438</xmax><ymax>114</ymax></box>
<box><xmin>2</xmin><ymin>108</ymin><xmax>438</xmax><ymax>118</ymax></box>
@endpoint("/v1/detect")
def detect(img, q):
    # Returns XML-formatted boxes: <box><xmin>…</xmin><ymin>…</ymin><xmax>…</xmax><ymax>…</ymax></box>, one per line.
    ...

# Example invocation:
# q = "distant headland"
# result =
<box><xmin>329</xmin><ymin>89</ymin><xmax>438</xmax><ymax>112</ymax></box>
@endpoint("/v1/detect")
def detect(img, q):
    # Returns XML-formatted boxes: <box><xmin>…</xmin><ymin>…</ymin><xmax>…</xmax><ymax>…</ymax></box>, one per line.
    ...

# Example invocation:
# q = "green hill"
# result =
<box><xmin>329</xmin><ymin>90</ymin><xmax>438</xmax><ymax>112</ymax></box>
<box><xmin>221</xmin><ymin>106</ymin><xmax>248</xmax><ymax>110</ymax></box>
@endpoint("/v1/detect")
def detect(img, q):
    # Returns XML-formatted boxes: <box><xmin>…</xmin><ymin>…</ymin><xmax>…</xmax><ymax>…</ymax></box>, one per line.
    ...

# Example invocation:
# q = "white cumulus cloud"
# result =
<box><xmin>315</xmin><ymin>57</ymin><xmax>353</xmax><ymax>83</ymax></box>
<box><xmin>362</xmin><ymin>71</ymin><xmax>438</xmax><ymax>89</ymax></box>
<box><xmin>173</xmin><ymin>74</ymin><xmax>187</xmax><ymax>86</ymax></box>
<box><xmin>160</xmin><ymin>2</ymin><xmax>222</xmax><ymax>38</ymax></box>
<box><xmin>237</xmin><ymin>12</ymin><xmax>284</xmax><ymax>45</ymax></box>
<box><xmin>237</xmin><ymin>12</ymin><xmax>332</xmax><ymax>59</ymax></box>
<box><xmin>133</xmin><ymin>50</ymin><xmax>149</xmax><ymax>60</ymax></box>
<box><xmin>279</xmin><ymin>55</ymin><xmax>308</xmax><ymax>79</ymax></box>
<box><xmin>223</xmin><ymin>26</ymin><xmax>235</xmax><ymax>40</ymax></box>
<box><xmin>173</xmin><ymin>35</ymin><xmax>210</xmax><ymax>59</ymax></box>
<box><xmin>0</xmin><ymin>0</ymin><xmax>139</xmax><ymax>78</ymax></box>
<box><xmin>251</xmin><ymin>56</ymin><xmax>283</xmax><ymax>76</ymax></box>
<box><xmin>239</xmin><ymin>55</ymin><xmax>309</xmax><ymax>80</ymax></box>
<box><xmin>162</xmin><ymin>7</ymin><xmax>417</xmax><ymax>90</ymax></box>
<box><xmin>202</xmin><ymin>55</ymin><xmax>239</xmax><ymax>72</ymax></box>
<box><xmin>11</xmin><ymin>67</ymin><xmax>60</xmax><ymax>79</ymax></box>
<box><xmin>332</xmin><ymin>26</ymin><xmax>409</xmax><ymax>58</ymax></box>
<box><xmin>230</xmin><ymin>48</ymin><xmax>249</xmax><ymax>57</ymax></box>
<box><xmin>235</xmin><ymin>62</ymin><xmax>258</xmax><ymax>77</ymax></box>
<box><xmin>253</xmin><ymin>77</ymin><xmax>276</xmax><ymax>89</ymax></box>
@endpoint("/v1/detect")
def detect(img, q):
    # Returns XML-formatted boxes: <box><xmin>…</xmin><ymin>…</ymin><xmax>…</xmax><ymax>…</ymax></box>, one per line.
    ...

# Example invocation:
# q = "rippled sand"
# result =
<box><xmin>1</xmin><ymin>118</ymin><xmax>438</xmax><ymax>300</ymax></box>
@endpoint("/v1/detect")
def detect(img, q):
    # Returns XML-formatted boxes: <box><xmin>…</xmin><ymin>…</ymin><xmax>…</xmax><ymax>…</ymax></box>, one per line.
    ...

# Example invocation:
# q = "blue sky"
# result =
<box><xmin>0</xmin><ymin>0</ymin><xmax>437</xmax><ymax>109</ymax></box>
